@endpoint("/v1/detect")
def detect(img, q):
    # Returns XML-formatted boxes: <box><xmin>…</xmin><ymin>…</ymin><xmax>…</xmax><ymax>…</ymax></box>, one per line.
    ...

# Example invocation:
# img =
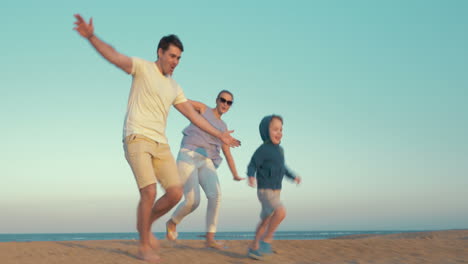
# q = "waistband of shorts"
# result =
<box><xmin>123</xmin><ymin>134</ymin><xmax>162</xmax><ymax>144</ymax></box>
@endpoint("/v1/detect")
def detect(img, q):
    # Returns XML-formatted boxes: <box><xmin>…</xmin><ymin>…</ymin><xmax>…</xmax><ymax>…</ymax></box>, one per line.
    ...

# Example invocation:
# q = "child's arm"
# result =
<box><xmin>285</xmin><ymin>166</ymin><xmax>296</xmax><ymax>179</ymax></box>
<box><xmin>248</xmin><ymin>176</ymin><xmax>257</xmax><ymax>188</ymax></box>
<box><xmin>247</xmin><ymin>155</ymin><xmax>258</xmax><ymax>188</ymax></box>
<box><xmin>293</xmin><ymin>176</ymin><xmax>302</xmax><ymax>184</ymax></box>
<box><xmin>285</xmin><ymin>166</ymin><xmax>302</xmax><ymax>185</ymax></box>
<box><xmin>247</xmin><ymin>147</ymin><xmax>267</xmax><ymax>188</ymax></box>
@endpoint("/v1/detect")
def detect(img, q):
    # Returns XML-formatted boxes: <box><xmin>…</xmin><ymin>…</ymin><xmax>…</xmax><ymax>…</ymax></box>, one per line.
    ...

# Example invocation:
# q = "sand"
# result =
<box><xmin>0</xmin><ymin>230</ymin><xmax>467</xmax><ymax>264</ymax></box>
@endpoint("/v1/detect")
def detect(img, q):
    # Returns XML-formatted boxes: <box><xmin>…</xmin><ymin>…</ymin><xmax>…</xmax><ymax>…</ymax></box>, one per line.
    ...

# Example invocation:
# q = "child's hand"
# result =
<box><xmin>248</xmin><ymin>177</ymin><xmax>256</xmax><ymax>188</ymax></box>
<box><xmin>294</xmin><ymin>176</ymin><xmax>302</xmax><ymax>185</ymax></box>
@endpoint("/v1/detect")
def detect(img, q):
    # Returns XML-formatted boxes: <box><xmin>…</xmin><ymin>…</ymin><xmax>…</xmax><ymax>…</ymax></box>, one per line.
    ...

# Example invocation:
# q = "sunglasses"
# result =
<box><xmin>219</xmin><ymin>97</ymin><xmax>233</xmax><ymax>106</ymax></box>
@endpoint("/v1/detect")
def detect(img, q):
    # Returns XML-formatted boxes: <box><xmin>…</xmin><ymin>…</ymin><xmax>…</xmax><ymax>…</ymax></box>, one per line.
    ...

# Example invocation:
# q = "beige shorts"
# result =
<box><xmin>257</xmin><ymin>189</ymin><xmax>283</xmax><ymax>220</ymax></box>
<box><xmin>123</xmin><ymin>134</ymin><xmax>180</xmax><ymax>189</ymax></box>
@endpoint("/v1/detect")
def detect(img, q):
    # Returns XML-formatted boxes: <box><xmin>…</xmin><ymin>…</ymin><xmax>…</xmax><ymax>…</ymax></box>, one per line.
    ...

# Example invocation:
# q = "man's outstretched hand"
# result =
<box><xmin>220</xmin><ymin>130</ymin><xmax>241</xmax><ymax>147</ymax></box>
<box><xmin>73</xmin><ymin>14</ymin><xmax>94</xmax><ymax>39</ymax></box>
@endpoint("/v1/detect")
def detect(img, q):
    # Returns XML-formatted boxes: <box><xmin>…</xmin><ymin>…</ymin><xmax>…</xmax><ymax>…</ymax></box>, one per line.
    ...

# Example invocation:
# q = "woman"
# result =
<box><xmin>166</xmin><ymin>90</ymin><xmax>243</xmax><ymax>248</ymax></box>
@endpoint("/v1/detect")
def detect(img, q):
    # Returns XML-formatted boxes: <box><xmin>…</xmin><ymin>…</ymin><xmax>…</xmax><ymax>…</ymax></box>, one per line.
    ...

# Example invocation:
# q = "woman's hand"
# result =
<box><xmin>233</xmin><ymin>175</ymin><xmax>245</xmax><ymax>181</ymax></box>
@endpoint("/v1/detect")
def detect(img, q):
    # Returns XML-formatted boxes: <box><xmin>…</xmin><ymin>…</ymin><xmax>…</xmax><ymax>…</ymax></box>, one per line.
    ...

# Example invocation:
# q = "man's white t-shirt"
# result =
<box><xmin>123</xmin><ymin>57</ymin><xmax>187</xmax><ymax>143</ymax></box>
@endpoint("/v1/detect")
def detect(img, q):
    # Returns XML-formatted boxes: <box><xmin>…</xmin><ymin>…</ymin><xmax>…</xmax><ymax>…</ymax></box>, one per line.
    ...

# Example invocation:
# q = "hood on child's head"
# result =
<box><xmin>259</xmin><ymin>114</ymin><xmax>283</xmax><ymax>143</ymax></box>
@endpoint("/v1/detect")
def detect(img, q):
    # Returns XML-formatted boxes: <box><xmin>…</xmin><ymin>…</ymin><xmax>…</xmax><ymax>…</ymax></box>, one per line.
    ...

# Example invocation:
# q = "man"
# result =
<box><xmin>73</xmin><ymin>14</ymin><xmax>240</xmax><ymax>263</ymax></box>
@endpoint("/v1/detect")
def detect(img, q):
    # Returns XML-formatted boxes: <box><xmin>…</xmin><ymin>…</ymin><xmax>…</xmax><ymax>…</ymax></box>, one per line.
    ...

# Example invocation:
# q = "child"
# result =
<box><xmin>247</xmin><ymin>114</ymin><xmax>302</xmax><ymax>260</ymax></box>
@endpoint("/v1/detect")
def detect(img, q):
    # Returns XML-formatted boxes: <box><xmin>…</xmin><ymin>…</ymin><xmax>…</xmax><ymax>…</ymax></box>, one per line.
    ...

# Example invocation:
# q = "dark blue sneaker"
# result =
<box><xmin>259</xmin><ymin>241</ymin><xmax>273</xmax><ymax>254</ymax></box>
<box><xmin>248</xmin><ymin>248</ymin><xmax>264</xmax><ymax>260</ymax></box>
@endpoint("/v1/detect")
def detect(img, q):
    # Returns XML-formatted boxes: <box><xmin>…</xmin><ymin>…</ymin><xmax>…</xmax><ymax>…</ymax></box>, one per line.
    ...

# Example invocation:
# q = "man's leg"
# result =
<box><xmin>124</xmin><ymin>135</ymin><xmax>161</xmax><ymax>262</ymax></box>
<box><xmin>149</xmin><ymin>143</ymin><xmax>183</xmax><ymax>234</ymax></box>
<box><xmin>136</xmin><ymin>184</ymin><xmax>161</xmax><ymax>262</ymax></box>
<box><xmin>150</xmin><ymin>185</ymin><xmax>183</xmax><ymax>222</ymax></box>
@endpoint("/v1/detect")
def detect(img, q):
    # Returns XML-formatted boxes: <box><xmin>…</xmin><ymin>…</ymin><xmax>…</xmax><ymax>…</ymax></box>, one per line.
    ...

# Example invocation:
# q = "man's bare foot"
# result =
<box><xmin>149</xmin><ymin>232</ymin><xmax>160</xmax><ymax>251</ymax></box>
<box><xmin>206</xmin><ymin>240</ymin><xmax>225</xmax><ymax>250</ymax></box>
<box><xmin>166</xmin><ymin>220</ymin><xmax>178</xmax><ymax>241</ymax></box>
<box><xmin>137</xmin><ymin>246</ymin><xmax>161</xmax><ymax>263</ymax></box>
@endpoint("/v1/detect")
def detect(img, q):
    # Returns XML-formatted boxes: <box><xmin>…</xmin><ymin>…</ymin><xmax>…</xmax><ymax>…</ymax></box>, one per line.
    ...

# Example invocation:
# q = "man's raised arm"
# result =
<box><xmin>73</xmin><ymin>14</ymin><xmax>132</xmax><ymax>74</ymax></box>
<box><xmin>174</xmin><ymin>101</ymin><xmax>241</xmax><ymax>147</ymax></box>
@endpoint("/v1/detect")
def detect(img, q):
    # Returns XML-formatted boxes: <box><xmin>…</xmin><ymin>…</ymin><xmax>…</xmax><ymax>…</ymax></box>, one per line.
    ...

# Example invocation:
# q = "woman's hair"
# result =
<box><xmin>216</xmin><ymin>90</ymin><xmax>234</xmax><ymax>100</ymax></box>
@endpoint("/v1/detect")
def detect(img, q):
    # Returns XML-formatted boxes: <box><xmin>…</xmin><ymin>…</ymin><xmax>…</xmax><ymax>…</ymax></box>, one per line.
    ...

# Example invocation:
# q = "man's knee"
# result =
<box><xmin>166</xmin><ymin>185</ymin><xmax>183</xmax><ymax>204</ymax></box>
<box><xmin>139</xmin><ymin>184</ymin><xmax>156</xmax><ymax>201</ymax></box>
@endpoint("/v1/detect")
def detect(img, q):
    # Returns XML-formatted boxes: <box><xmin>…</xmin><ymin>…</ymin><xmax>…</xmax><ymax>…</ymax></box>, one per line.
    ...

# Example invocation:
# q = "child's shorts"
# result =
<box><xmin>257</xmin><ymin>189</ymin><xmax>283</xmax><ymax>220</ymax></box>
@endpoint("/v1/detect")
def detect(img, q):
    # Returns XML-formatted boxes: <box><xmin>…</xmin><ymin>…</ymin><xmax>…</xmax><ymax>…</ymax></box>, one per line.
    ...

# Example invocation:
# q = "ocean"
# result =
<box><xmin>0</xmin><ymin>230</ymin><xmax>414</xmax><ymax>242</ymax></box>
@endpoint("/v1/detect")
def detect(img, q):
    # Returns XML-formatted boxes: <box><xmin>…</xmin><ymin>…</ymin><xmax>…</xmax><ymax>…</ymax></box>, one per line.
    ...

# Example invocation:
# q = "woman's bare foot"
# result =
<box><xmin>206</xmin><ymin>240</ymin><xmax>225</xmax><ymax>250</ymax></box>
<box><xmin>166</xmin><ymin>220</ymin><xmax>178</xmax><ymax>241</ymax></box>
<box><xmin>205</xmin><ymin>232</ymin><xmax>225</xmax><ymax>249</ymax></box>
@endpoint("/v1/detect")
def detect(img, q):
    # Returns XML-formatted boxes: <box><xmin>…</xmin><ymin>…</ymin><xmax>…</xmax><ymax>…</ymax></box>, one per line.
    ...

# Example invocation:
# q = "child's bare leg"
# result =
<box><xmin>250</xmin><ymin>216</ymin><xmax>271</xmax><ymax>250</ymax></box>
<box><xmin>262</xmin><ymin>206</ymin><xmax>286</xmax><ymax>243</ymax></box>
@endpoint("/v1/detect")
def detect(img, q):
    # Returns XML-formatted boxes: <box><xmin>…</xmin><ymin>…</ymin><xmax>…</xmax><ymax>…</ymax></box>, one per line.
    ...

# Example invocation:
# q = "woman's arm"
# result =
<box><xmin>221</xmin><ymin>144</ymin><xmax>244</xmax><ymax>181</ymax></box>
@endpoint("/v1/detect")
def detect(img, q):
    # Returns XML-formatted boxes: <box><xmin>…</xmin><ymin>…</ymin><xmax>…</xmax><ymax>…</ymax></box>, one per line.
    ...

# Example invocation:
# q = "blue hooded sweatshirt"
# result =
<box><xmin>247</xmin><ymin>115</ymin><xmax>296</xmax><ymax>190</ymax></box>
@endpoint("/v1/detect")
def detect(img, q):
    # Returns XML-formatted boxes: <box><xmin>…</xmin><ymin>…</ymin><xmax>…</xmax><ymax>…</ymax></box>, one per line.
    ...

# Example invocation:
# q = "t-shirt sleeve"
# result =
<box><xmin>130</xmin><ymin>57</ymin><xmax>144</xmax><ymax>76</ymax></box>
<box><xmin>173</xmin><ymin>83</ymin><xmax>188</xmax><ymax>105</ymax></box>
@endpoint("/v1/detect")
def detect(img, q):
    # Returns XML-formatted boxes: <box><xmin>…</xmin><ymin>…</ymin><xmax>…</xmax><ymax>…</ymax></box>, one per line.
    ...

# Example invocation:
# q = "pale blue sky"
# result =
<box><xmin>1</xmin><ymin>0</ymin><xmax>467</xmax><ymax>233</ymax></box>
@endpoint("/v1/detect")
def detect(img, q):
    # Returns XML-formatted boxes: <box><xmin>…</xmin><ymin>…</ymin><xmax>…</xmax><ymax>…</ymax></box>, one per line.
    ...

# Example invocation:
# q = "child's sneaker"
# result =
<box><xmin>259</xmin><ymin>241</ymin><xmax>273</xmax><ymax>254</ymax></box>
<box><xmin>247</xmin><ymin>248</ymin><xmax>264</xmax><ymax>260</ymax></box>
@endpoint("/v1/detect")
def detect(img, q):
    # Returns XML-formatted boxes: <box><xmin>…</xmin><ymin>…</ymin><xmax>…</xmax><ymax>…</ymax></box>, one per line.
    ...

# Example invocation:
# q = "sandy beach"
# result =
<box><xmin>0</xmin><ymin>230</ymin><xmax>467</xmax><ymax>264</ymax></box>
